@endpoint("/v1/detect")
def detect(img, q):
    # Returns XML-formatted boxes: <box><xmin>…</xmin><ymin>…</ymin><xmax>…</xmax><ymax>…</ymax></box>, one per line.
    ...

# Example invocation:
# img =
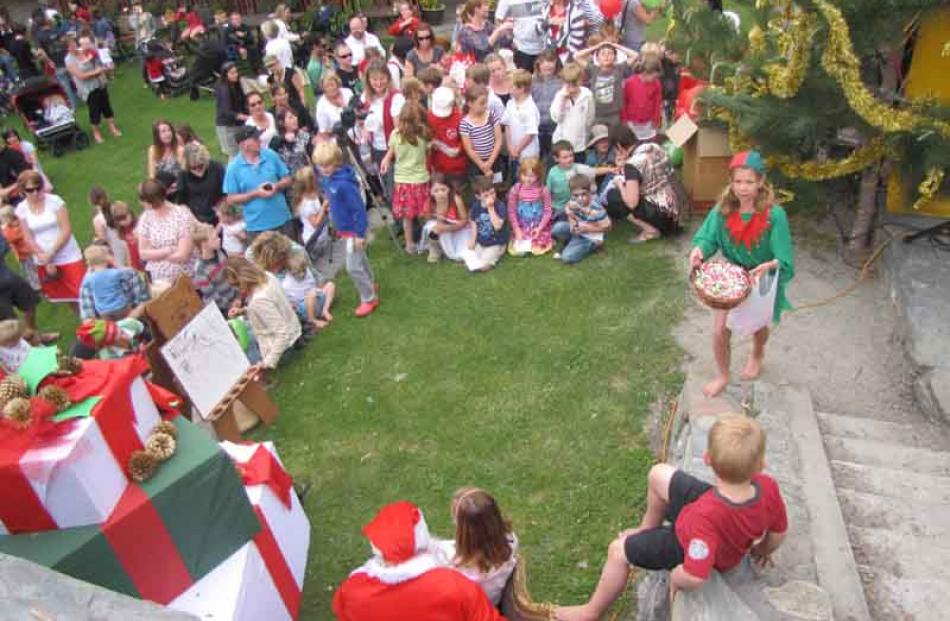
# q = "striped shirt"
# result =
<box><xmin>460</xmin><ymin>110</ymin><xmax>500</xmax><ymax>160</ymax></box>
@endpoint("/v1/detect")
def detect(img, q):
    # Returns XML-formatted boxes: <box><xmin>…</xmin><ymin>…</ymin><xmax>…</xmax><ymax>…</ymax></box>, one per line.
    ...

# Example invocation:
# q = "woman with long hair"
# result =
<box><xmin>457</xmin><ymin>0</ymin><xmax>513</xmax><ymax>62</ymax></box>
<box><xmin>147</xmin><ymin>119</ymin><xmax>185</xmax><ymax>191</ymax></box>
<box><xmin>244</xmin><ymin>91</ymin><xmax>278</xmax><ymax>146</ymax></box>
<box><xmin>404</xmin><ymin>22</ymin><xmax>445</xmax><ymax>78</ymax></box>
<box><xmin>214</xmin><ymin>61</ymin><xmax>249</xmax><ymax>157</ymax></box>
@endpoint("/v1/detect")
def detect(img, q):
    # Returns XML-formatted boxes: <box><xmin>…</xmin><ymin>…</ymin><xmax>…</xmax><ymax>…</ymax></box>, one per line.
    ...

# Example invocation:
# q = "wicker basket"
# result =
<box><xmin>691</xmin><ymin>261</ymin><xmax>752</xmax><ymax>310</ymax></box>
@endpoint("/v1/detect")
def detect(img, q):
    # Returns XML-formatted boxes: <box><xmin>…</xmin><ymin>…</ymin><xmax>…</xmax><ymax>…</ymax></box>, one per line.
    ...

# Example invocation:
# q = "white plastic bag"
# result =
<box><xmin>727</xmin><ymin>268</ymin><xmax>779</xmax><ymax>336</ymax></box>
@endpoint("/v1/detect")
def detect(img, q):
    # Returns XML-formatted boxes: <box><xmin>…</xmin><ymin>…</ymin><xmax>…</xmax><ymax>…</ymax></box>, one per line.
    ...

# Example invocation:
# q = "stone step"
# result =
<box><xmin>822</xmin><ymin>435</ymin><xmax>950</xmax><ymax>478</ymax></box>
<box><xmin>848</xmin><ymin>525</ymin><xmax>950</xmax><ymax>582</ymax></box>
<box><xmin>854</xmin><ymin>569</ymin><xmax>947</xmax><ymax>621</ymax></box>
<box><xmin>816</xmin><ymin>411</ymin><xmax>950</xmax><ymax>451</ymax></box>
<box><xmin>836</xmin><ymin>488</ymin><xmax>950</xmax><ymax>539</ymax></box>
<box><xmin>830</xmin><ymin>460</ymin><xmax>950</xmax><ymax>505</ymax></box>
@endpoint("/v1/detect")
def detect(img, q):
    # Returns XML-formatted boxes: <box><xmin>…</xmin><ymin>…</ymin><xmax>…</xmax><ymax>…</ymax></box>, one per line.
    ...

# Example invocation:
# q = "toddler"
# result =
<box><xmin>217</xmin><ymin>203</ymin><xmax>247</xmax><ymax>256</ymax></box>
<box><xmin>281</xmin><ymin>252</ymin><xmax>336</xmax><ymax>331</ymax></box>
<box><xmin>507</xmin><ymin>158</ymin><xmax>553</xmax><ymax>256</ymax></box>
<box><xmin>380</xmin><ymin>101</ymin><xmax>432</xmax><ymax>255</ymax></box>
<box><xmin>42</xmin><ymin>94</ymin><xmax>74</xmax><ymax>127</ymax></box>
<box><xmin>0</xmin><ymin>205</ymin><xmax>39</xmax><ymax>290</ymax></box>
<box><xmin>0</xmin><ymin>319</ymin><xmax>30</xmax><ymax>374</ymax></box>
<box><xmin>437</xmin><ymin>487</ymin><xmax>519</xmax><ymax>606</ymax></box>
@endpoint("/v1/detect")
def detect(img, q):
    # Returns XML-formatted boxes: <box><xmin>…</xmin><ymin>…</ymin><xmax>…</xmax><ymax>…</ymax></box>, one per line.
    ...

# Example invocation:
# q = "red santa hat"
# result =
<box><xmin>362</xmin><ymin>501</ymin><xmax>431</xmax><ymax>564</ymax></box>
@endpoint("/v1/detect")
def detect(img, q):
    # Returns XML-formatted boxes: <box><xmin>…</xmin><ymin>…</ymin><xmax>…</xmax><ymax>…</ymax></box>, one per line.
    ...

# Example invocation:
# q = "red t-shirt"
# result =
<box><xmin>674</xmin><ymin>473</ymin><xmax>787</xmax><ymax>579</ymax></box>
<box><xmin>622</xmin><ymin>74</ymin><xmax>662</xmax><ymax>126</ymax></box>
<box><xmin>427</xmin><ymin>109</ymin><xmax>468</xmax><ymax>176</ymax></box>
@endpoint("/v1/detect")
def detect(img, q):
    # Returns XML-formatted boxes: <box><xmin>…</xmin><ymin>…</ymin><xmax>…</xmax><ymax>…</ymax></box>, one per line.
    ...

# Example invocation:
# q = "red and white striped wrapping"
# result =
<box><xmin>168</xmin><ymin>441</ymin><xmax>310</xmax><ymax>621</ymax></box>
<box><xmin>0</xmin><ymin>377</ymin><xmax>161</xmax><ymax>535</ymax></box>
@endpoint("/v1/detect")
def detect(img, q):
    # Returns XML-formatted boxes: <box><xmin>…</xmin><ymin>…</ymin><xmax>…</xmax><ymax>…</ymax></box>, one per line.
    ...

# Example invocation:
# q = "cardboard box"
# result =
<box><xmin>668</xmin><ymin>116</ymin><xmax>732</xmax><ymax>209</ymax></box>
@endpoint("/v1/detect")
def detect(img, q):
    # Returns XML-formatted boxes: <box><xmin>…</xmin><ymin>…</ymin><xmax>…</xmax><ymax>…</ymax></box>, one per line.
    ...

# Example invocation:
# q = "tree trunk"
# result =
<box><xmin>848</xmin><ymin>161</ymin><xmax>882</xmax><ymax>252</ymax></box>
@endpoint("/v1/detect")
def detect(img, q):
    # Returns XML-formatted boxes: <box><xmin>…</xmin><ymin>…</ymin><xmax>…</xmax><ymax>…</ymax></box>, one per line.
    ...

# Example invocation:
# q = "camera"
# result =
<box><xmin>335</xmin><ymin>97</ymin><xmax>368</xmax><ymax>136</ymax></box>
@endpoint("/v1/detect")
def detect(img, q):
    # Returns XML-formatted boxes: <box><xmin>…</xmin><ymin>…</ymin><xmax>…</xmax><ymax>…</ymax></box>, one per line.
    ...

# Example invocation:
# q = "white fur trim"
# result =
<box><xmin>414</xmin><ymin>514</ymin><xmax>431</xmax><ymax>554</ymax></box>
<box><xmin>351</xmin><ymin>552</ymin><xmax>442</xmax><ymax>585</ymax></box>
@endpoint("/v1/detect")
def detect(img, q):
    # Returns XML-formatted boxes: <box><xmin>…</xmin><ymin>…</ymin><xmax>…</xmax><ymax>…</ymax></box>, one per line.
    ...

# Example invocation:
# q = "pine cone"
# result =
<box><xmin>151</xmin><ymin>420</ymin><xmax>178</xmax><ymax>439</ymax></box>
<box><xmin>145</xmin><ymin>432</ymin><xmax>176</xmax><ymax>462</ymax></box>
<box><xmin>53</xmin><ymin>353</ymin><xmax>82</xmax><ymax>376</ymax></box>
<box><xmin>2</xmin><ymin>397</ymin><xmax>33</xmax><ymax>427</ymax></box>
<box><xmin>0</xmin><ymin>375</ymin><xmax>28</xmax><ymax>408</ymax></box>
<box><xmin>37</xmin><ymin>385</ymin><xmax>71</xmax><ymax>413</ymax></box>
<box><xmin>128</xmin><ymin>450</ymin><xmax>158</xmax><ymax>483</ymax></box>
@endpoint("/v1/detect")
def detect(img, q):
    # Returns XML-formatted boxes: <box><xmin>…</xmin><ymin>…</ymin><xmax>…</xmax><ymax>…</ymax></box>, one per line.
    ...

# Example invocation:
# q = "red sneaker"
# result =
<box><xmin>354</xmin><ymin>298</ymin><xmax>380</xmax><ymax>317</ymax></box>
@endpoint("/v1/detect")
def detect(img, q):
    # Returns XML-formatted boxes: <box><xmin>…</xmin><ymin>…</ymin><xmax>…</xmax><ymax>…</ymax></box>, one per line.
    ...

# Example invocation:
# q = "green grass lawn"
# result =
<box><xmin>14</xmin><ymin>67</ymin><xmax>685</xmax><ymax>618</ymax></box>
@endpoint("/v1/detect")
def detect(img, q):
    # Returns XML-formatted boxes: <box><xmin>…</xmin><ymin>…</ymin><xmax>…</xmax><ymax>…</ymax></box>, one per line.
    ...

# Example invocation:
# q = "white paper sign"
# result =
<box><xmin>161</xmin><ymin>303</ymin><xmax>250</xmax><ymax>419</ymax></box>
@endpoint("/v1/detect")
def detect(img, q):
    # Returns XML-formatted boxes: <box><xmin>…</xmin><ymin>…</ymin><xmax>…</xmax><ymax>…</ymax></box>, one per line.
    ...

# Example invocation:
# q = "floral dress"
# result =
<box><xmin>137</xmin><ymin>203</ymin><xmax>197</xmax><ymax>283</ymax></box>
<box><xmin>507</xmin><ymin>182</ymin><xmax>553</xmax><ymax>255</ymax></box>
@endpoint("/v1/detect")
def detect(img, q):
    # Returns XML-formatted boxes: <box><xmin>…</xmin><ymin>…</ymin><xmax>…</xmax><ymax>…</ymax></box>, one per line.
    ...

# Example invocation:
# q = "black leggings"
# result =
<box><xmin>87</xmin><ymin>87</ymin><xmax>114</xmax><ymax>125</ymax></box>
<box><xmin>604</xmin><ymin>187</ymin><xmax>678</xmax><ymax>236</ymax></box>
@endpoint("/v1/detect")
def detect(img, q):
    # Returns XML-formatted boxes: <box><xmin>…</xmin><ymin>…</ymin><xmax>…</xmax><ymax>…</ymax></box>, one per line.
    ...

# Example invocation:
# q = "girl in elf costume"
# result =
<box><xmin>689</xmin><ymin>150</ymin><xmax>794</xmax><ymax>398</ymax></box>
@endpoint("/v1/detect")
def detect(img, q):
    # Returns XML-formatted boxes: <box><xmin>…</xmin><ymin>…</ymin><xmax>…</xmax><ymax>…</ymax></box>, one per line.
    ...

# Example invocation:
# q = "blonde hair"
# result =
<box><xmin>260</xmin><ymin>20</ymin><xmax>278</xmax><ymax>40</ymax></box>
<box><xmin>518</xmin><ymin>157</ymin><xmax>544</xmax><ymax>184</ymax></box>
<box><xmin>312</xmin><ymin>141</ymin><xmax>343</xmax><ymax>168</ymax></box>
<box><xmin>83</xmin><ymin>244</ymin><xmax>112</xmax><ymax>267</ymax></box>
<box><xmin>0</xmin><ymin>318</ymin><xmax>24</xmax><ymax>346</ymax></box>
<box><xmin>249</xmin><ymin>231</ymin><xmax>293</xmax><ymax>273</ymax></box>
<box><xmin>183</xmin><ymin>142</ymin><xmax>211</xmax><ymax>170</ymax></box>
<box><xmin>222</xmin><ymin>256</ymin><xmax>267</xmax><ymax>292</ymax></box>
<box><xmin>400</xmin><ymin>76</ymin><xmax>424</xmax><ymax>102</ymax></box>
<box><xmin>0</xmin><ymin>204</ymin><xmax>16</xmax><ymax>225</ymax></box>
<box><xmin>16</xmin><ymin>170</ymin><xmax>43</xmax><ymax>192</ymax></box>
<box><xmin>291</xmin><ymin>167</ymin><xmax>319</xmax><ymax>211</ymax></box>
<box><xmin>511</xmin><ymin>69</ymin><xmax>532</xmax><ymax>90</ymax></box>
<box><xmin>560</xmin><ymin>62</ymin><xmax>583</xmax><ymax>84</ymax></box>
<box><xmin>707</xmin><ymin>413</ymin><xmax>767</xmax><ymax>483</ymax></box>
<box><xmin>191</xmin><ymin>222</ymin><xmax>215</xmax><ymax>244</ymax></box>
<box><xmin>718</xmin><ymin>169</ymin><xmax>774</xmax><ymax>217</ymax></box>
<box><xmin>395</xmin><ymin>101</ymin><xmax>431</xmax><ymax>146</ymax></box>
<box><xmin>110</xmin><ymin>200</ymin><xmax>133</xmax><ymax>223</ymax></box>
<box><xmin>321</xmin><ymin>71</ymin><xmax>342</xmax><ymax>90</ymax></box>
<box><xmin>286</xmin><ymin>251</ymin><xmax>309</xmax><ymax>280</ymax></box>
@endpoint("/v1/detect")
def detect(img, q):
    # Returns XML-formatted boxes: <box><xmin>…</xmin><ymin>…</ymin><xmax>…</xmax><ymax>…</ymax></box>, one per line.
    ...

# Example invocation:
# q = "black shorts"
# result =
<box><xmin>623</xmin><ymin>470</ymin><xmax>712</xmax><ymax>569</ymax></box>
<box><xmin>0</xmin><ymin>270</ymin><xmax>40</xmax><ymax>320</ymax></box>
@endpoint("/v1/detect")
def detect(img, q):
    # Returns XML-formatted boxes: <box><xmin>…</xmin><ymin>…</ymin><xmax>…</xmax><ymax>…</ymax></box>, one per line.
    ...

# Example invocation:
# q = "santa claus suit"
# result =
<box><xmin>332</xmin><ymin>501</ymin><xmax>507</xmax><ymax>621</ymax></box>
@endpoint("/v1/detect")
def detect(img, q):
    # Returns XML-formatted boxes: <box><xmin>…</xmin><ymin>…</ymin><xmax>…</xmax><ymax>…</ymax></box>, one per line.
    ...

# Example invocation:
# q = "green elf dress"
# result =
<box><xmin>692</xmin><ymin>204</ymin><xmax>795</xmax><ymax>322</ymax></box>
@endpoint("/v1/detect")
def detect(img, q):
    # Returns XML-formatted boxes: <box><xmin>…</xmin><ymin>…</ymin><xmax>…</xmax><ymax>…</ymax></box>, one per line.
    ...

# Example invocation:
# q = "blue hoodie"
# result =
<box><xmin>320</xmin><ymin>165</ymin><xmax>368</xmax><ymax>238</ymax></box>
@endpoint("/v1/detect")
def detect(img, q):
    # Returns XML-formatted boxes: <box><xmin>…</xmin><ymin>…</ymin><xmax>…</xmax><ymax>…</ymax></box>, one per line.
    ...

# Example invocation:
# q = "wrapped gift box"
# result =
<box><xmin>0</xmin><ymin>417</ymin><xmax>260</xmax><ymax>604</ymax></box>
<box><xmin>0</xmin><ymin>355</ymin><xmax>162</xmax><ymax>535</ymax></box>
<box><xmin>169</xmin><ymin>442</ymin><xmax>310</xmax><ymax>621</ymax></box>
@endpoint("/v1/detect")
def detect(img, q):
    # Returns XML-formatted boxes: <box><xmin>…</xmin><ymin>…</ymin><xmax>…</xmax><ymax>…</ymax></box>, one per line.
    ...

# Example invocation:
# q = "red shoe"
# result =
<box><xmin>355</xmin><ymin>298</ymin><xmax>380</xmax><ymax>317</ymax></box>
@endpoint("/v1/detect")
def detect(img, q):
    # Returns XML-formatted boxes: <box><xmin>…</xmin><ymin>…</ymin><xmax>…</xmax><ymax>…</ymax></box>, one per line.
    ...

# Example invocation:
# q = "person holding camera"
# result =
<box><xmin>223</xmin><ymin>126</ymin><xmax>293</xmax><ymax>241</ymax></box>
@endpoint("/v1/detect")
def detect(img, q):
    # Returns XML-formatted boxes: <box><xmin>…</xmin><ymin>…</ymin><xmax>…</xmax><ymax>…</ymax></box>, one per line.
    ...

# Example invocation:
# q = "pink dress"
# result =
<box><xmin>507</xmin><ymin>182</ymin><xmax>553</xmax><ymax>254</ymax></box>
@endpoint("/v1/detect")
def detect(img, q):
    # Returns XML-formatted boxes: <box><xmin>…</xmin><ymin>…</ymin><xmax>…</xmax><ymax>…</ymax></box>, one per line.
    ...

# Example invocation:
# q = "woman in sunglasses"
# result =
<box><xmin>404</xmin><ymin>22</ymin><xmax>445</xmax><ymax>79</ymax></box>
<box><xmin>14</xmin><ymin>170</ymin><xmax>85</xmax><ymax>307</ymax></box>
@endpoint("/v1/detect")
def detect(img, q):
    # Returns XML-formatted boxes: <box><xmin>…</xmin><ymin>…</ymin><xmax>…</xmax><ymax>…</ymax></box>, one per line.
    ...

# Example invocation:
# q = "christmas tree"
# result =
<box><xmin>666</xmin><ymin>0</ymin><xmax>950</xmax><ymax>251</ymax></box>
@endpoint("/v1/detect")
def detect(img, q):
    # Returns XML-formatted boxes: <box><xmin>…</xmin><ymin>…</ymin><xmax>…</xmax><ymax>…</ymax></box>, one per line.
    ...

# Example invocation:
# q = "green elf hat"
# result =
<box><xmin>76</xmin><ymin>319</ymin><xmax>120</xmax><ymax>350</ymax></box>
<box><xmin>729</xmin><ymin>150</ymin><xmax>767</xmax><ymax>174</ymax></box>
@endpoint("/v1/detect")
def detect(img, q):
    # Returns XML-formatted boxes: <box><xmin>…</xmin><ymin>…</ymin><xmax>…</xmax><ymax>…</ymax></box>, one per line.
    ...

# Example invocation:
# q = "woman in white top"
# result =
<box><xmin>14</xmin><ymin>170</ymin><xmax>85</xmax><ymax>304</ymax></box>
<box><xmin>314</xmin><ymin>72</ymin><xmax>354</xmax><ymax>141</ymax></box>
<box><xmin>244</xmin><ymin>91</ymin><xmax>278</xmax><ymax>146</ymax></box>
<box><xmin>437</xmin><ymin>487</ymin><xmax>519</xmax><ymax>606</ymax></box>
<box><xmin>271</xmin><ymin>4</ymin><xmax>301</xmax><ymax>42</ymax></box>
<box><xmin>261</xmin><ymin>19</ymin><xmax>294</xmax><ymax>69</ymax></box>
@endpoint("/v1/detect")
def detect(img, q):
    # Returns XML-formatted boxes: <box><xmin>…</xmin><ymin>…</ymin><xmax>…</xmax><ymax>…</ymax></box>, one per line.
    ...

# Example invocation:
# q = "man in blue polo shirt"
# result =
<box><xmin>222</xmin><ymin>126</ymin><xmax>293</xmax><ymax>239</ymax></box>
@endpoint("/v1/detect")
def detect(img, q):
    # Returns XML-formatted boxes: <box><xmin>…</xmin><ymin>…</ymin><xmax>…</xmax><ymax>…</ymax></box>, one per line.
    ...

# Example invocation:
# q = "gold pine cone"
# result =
<box><xmin>37</xmin><ymin>385</ymin><xmax>71</xmax><ymax>413</ymax></box>
<box><xmin>145</xmin><ymin>432</ymin><xmax>176</xmax><ymax>462</ymax></box>
<box><xmin>151</xmin><ymin>420</ymin><xmax>178</xmax><ymax>439</ymax></box>
<box><xmin>2</xmin><ymin>397</ymin><xmax>32</xmax><ymax>427</ymax></box>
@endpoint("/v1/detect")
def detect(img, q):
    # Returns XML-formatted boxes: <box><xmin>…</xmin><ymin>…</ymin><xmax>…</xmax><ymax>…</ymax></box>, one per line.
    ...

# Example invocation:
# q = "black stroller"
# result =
<box><xmin>12</xmin><ymin>77</ymin><xmax>89</xmax><ymax>157</ymax></box>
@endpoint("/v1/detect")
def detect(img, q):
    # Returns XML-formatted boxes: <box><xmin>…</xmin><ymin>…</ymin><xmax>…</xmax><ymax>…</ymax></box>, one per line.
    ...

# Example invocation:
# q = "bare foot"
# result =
<box><xmin>404</xmin><ymin>244</ymin><xmax>415</xmax><ymax>255</ymax></box>
<box><xmin>110</xmin><ymin>127</ymin><xmax>122</xmax><ymax>137</ymax></box>
<box><xmin>703</xmin><ymin>375</ymin><xmax>730</xmax><ymax>398</ymax></box>
<box><xmin>740</xmin><ymin>355</ymin><xmax>763</xmax><ymax>381</ymax></box>
<box><xmin>322</xmin><ymin>310</ymin><xmax>334</xmax><ymax>322</ymax></box>
<box><xmin>311</xmin><ymin>319</ymin><xmax>329</xmax><ymax>330</ymax></box>
<box><xmin>92</xmin><ymin>131</ymin><xmax>104</xmax><ymax>144</ymax></box>
<box><xmin>555</xmin><ymin>605</ymin><xmax>598</xmax><ymax>621</ymax></box>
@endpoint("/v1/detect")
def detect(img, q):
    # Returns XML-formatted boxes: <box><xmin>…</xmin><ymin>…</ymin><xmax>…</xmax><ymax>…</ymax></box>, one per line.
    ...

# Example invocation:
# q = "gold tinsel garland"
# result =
<box><xmin>815</xmin><ymin>0</ymin><xmax>950</xmax><ymax>139</ymax></box>
<box><xmin>912</xmin><ymin>168</ymin><xmax>946</xmax><ymax>211</ymax></box>
<box><xmin>763</xmin><ymin>13</ymin><xmax>815</xmax><ymax>98</ymax></box>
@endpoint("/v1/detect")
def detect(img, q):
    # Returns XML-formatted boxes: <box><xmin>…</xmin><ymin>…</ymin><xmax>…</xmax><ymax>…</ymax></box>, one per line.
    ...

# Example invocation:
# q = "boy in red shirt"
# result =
<box><xmin>558</xmin><ymin>413</ymin><xmax>788</xmax><ymax>621</ymax></box>
<box><xmin>621</xmin><ymin>55</ymin><xmax>663</xmax><ymax>142</ymax></box>
<box><xmin>427</xmin><ymin>86</ymin><xmax>468</xmax><ymax>190</ymax></box>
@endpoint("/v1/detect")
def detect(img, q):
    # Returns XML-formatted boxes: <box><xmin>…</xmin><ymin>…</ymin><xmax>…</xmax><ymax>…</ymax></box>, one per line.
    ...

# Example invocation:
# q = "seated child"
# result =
<box><xmin>0</xmin><ymin>318</ymin><xmax>31</xmax><ymax>374</ymax></box>
<box><xmin>281</xmin><ymin>252</ymin><xmax>335</xmax><ymax>331</ymax></box>
<box><xmin>557</xmin><ymin>413</ymin><xmax>788</xmax><ymax>621</ymax></box>
<box><xmin>77</xmin><ymin>244</ymin><xmax>150</xmax><ymax>321</ymax></box>
<box><xmin>507</xmin><ymin>157</ymin><xmax>553</xmax><ymax>256</ymax></box>
<box><xmin>553</xmin><ymin>175</ymin><xmax>611</xmax><ymax>264</ymax></box>
<box><xmin>546</xmin><ymin>140</ymin><xmax>596</xmax><ymax>217</ymax></box>
<box><xmin>463</xmin><ymin>176</ymin><xmax>508</xmax><ymax>273</ymax></box>
<box><xmin>0</xmin><ymin>204</ymin><xmax>39</xmax><ymax>290</ymax></box>
<box><xmin>191</xmin><ymin>223</ymin><xmax>239</xmax><ymax>315</ymax></box>
<box><xmin>584</xmin><ymin>124</ymin><xmax>617</xmax><ymax>191</ymax></box>
<box><xmin>42</xmin><ymin>94</ymin><xmax>74</xmax><ymax>127</ymax></box>
<box><xmin>436</xmin><ymin>487</ymin><xmax>519</xmax><ymax>606</ymax></box>
<box><xmin>76</xmin><ymin>317</ymin><xmax>144</xmax><ymax>360</ymax></box>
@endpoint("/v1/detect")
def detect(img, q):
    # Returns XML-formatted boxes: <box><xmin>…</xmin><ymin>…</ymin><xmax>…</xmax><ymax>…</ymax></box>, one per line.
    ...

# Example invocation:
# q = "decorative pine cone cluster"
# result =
<box><xmin>127</xmin><ymin>422</ymin><xmax>179</xmax><ymax>482</ymax></box>
<box><xmin>0</xmin><ymin>377</ymin><xmax>75</xmax><ymax>428</ymax></box>
<box><xmin>52</xmin><ymin>354</ymin><xmax>83</xmax><ymax>376</ymax></box>
<box><xmin>0</xmin><ymin>375</ymin><xmax>28</xmax><ymax>409</ymax></box>
<box><xmin>38</xmin><ymin>385</ymin><xmax>71</xmax><ymax>413</ymax></box>
<box><xmin>2</xmin><ymin>397</ymin><xmax>32</xmax><ymax>428</ymax></box>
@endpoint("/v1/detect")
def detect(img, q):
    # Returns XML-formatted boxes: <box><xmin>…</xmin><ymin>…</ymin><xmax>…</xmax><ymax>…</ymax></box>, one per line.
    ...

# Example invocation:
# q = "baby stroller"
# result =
<box><xmin>144</xmin><ymin>39</ymin><xmax>190</xmax><ymax>97</ymax></box>
<box><xmin>12</xmin><ymin>77</ymin><xmax>89</xmax><ymax>157</ymax></box>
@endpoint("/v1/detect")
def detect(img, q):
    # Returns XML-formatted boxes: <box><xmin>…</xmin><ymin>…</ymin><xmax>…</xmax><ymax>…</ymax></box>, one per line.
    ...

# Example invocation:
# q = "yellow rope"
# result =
<box><xmin>790</xmin><ymin>238</ymin><xmax>892</xmax><ymax>313</ymax></box>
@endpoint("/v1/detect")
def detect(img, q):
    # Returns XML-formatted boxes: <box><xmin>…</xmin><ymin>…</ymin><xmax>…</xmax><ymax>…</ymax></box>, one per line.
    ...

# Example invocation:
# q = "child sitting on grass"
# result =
<box><xmin>437</xmin><ymin>487</ymin><xmax>519</xmax><ymax>606</ymax></box>
<box><xmin>507</xmin><ymin>157</ymin><xmax>553</xmax><ymax>256</ymax></box>
<box><xmin>546</xmin><ymin>140</ymin><xmax>595</xmax><ymax>218</ymax></box>
<box><xmin>192</xmin><ymin>222</ymin><xmax>239</xmax><ymax>315</ymax></box>
<box><xmin>282</xmin><ymin>251</ymin><xmax>336</xmax><ymax>331</ymax></box>
<box><xmin>557</xmin><ymin>413</ymin><xmax>788</xmax><ymax>621</ymax></box>
<box><xmin>77</xmin><ymin>244</ymin><xmax>149</xmax><ymax>321</ymax></box>
<box><xmin>463</xmin><ymin>176</ymin><xmax>508</xmax><ymax>273</ymax></box>
<box><xmin>552</xmin><ymin>175</ymin><xmax>611</xmax><ymax>264</ymax></box>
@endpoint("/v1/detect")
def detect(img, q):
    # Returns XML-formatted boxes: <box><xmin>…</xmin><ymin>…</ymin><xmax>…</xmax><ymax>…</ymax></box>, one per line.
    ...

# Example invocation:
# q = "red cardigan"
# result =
<box><xmin>622</xmin><ymin>74</ymin><xmax>662</xmax><ymax>127</ymax></box>
<box><xmin>388</xmin><ymin>16</ymin><xmax>421</xmax><ymax>38</ymax></box>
